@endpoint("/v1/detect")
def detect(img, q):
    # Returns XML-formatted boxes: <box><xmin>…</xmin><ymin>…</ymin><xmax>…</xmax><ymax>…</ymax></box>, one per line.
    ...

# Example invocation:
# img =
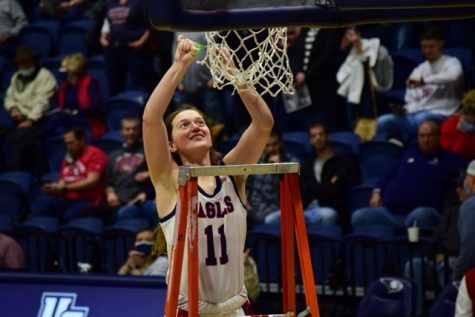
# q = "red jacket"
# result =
<box><xmin>58</xmin><ymin>74</ymin><xmax>106</xmax><ymax>138</ymax></box>
<box><xmin>440</xmin><ymin>114</ymin><xmax>475</xmax><ymax>160</ymax></box>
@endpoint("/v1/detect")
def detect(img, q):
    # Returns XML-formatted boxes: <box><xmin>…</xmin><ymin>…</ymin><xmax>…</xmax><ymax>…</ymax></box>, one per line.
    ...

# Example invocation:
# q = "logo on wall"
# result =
<box><xmin>37</xmin><ymin>292</ymin><xmax>89</xmax><ymax>317</ymax></box>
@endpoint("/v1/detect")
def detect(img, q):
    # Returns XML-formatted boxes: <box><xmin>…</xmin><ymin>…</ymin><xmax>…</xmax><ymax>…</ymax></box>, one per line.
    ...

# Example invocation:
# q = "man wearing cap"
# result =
<box><xmin>3</xmin><ymin>45</ymin><xmax>56</xmax><ymax>171</ymax></box>
<box><xmin>454</xmin><ymin>160</ymin><xmax>475</xmax><ymax>280</ymax></box>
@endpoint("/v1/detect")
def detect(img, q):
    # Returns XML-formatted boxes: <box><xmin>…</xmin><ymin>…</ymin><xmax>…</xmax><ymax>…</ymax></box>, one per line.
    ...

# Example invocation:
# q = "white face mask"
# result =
<box><xmin>18</xmin><ymin>66</ymin><xmax>35</xmax><ymax>77</ymax></box>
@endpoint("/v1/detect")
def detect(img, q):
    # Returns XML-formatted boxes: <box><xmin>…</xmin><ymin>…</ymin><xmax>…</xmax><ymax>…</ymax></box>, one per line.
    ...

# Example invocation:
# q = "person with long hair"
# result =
<box><xmin>142</xmin><ymin>35</ymin><xmax>274</xmax><ymax>315</ymax></box>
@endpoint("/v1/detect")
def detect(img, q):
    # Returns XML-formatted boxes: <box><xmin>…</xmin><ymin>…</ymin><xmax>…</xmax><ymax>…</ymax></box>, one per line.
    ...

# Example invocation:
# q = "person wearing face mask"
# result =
<box><xmin>454</xmin><ymin>160</ymin><xmax>475</xmax><ymax>281</ymax></box>
<box><xmin>2</xmin><ymin>45</ymin><xmax>57</xmax><ymax>172</ymax></box>
<box><xmin>117</xmin><ymin>227</ymin><xmax>168</xmax><ymax>276</ymax></box>
<box><xmin>56</xmin><ymin>53</ymin><xmax>106</xmax><ymax>139</ymax></box>
<box><xmin>440</xmin><ymin>89</ymin><xmax>475</xmax><ymax>160</ymax></box>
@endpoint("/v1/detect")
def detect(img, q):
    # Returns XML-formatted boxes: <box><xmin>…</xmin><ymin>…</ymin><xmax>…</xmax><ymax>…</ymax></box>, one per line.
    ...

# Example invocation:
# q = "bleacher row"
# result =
<box><xmin>247</xmin><ymin>223</ymin><xmax>454</xmax><ymax>316</ymax></box>
<box><xmin>0</xmin><ymin>214</ymin><xmax>148</xmax><ymax>274</ymax></box>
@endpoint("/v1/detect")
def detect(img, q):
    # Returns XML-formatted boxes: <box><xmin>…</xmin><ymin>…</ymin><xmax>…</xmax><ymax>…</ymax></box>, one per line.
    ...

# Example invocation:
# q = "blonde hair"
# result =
<box><xmin>62</xmin><ymin>53</ymin><xmax>87</xmax><ymax>74</ymax></box>
<box><xmin>152</xmin><ymin>224</ymin><xmax>167</xmax><ymax>256</ymax></box>
<box><xmin>462</xmin><ymin>89</ymin><xmax>475</xmax><ymax>116</ymax></box>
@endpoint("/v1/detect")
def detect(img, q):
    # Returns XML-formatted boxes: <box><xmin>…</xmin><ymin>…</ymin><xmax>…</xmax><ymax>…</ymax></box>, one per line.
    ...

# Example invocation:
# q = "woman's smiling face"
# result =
<box><xmin>170</xmin><ymin>109</ymin><xmax>212</xmax><ymax>156</ymax></box>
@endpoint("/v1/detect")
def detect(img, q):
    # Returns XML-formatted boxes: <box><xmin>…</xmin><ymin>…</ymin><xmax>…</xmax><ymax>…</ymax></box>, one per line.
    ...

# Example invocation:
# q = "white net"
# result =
<box><xmin>197</xmin><ymin>28</ymin><xmax>294</xmax><ymax>97</ymax></box>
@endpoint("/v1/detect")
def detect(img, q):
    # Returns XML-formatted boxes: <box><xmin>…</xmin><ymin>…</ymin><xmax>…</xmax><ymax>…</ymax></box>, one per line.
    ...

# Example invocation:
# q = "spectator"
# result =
<box><xmin>55</xmin><ymin>53</ymin><xmax>106</xmax><ymax>139</ymax></box>
<box><xmin>337</xmin><ymin>26</ymin><xmax>393</xmax><ymax>139</ymax></box>
<box><xmin>0</xmin><ymin>232</ymin><xmax>25</xmax><ymax>269</ymax></box>
<box><xmin>404</xmin><ymin>177</ymin><xmax>467</xmax><ymax>316</ymax></box>
<box><xmin>455</xmin><ymin>266</ymin><xmax>475</xmax><ymax>317</ymax></box>
<box><xmin>440</xmin><ymin>89</ymin><xmax>475</xmax><ymax>159</ymax></box>
<box><xmin>298</xmin><ymin>122</ymin><xmax>356</xmax><ymax>227</ymax></box>
<box><xmin>281</xmin><ymin>27</ymin><xmax>347</xmax><ymax>132</ymax></box>
<box><xmin>37</xmin><ymin>0</ymin><xmax>91</xmax><ymax>21</ymax></box>
<box><xmin>0</xmin><ymin>0</ymin><xmax>28</xmax><ymax>59</ymax></box>
<box><xmin>376</xmin><ymin>25</ymin><xmax>464</xmax><ymax>143</ymax></box>
<box><xmin>454</xmin><ymin>160</ymin><xmax>475</xmax><ymax>280</ymax></box>
<box><xmin>352</xmin><ymin>121</ymin><xmax>467</xmax><ymax>229</ymax></box>
<box><xmin>34</xmin><ymin>126</ymin><xmax>108</xmax><ymax>223</ymax></box>
<box><xmin>246</xmin><ymin>130</ymin><xmax>298</xmax><ymax>226</ymax></box>
<box><xmin>3</xmin><ymin>46</ymin><xmax>57</xmax><ymax>172</ymax></box>
<box><xmin>118</xmin><ymin>227</ymin><xmax>168</xmax><ymax>276</ymax></box>
<box><xmin>85</xmin><ymin>116</ymin><xmax>156</xmax><ymax>226</ymax></box>
<box><xmin>100</xmin><ymin>0</ymin><xmax>153</xmax><ymax>96</ymax></box>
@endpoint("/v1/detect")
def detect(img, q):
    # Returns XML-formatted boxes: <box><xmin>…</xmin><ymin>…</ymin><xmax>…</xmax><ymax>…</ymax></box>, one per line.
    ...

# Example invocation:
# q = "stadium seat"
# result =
<box><xmin>330</xmin><ymin>131</ymin><xmax>361</xmax><ymax>154</ymax></box>
<box><xmin>40</xmin><ymin>55</ymin><xmax>64</xmax><ymax>82</ymax></box>
<box><xmin>104</xmin><ymin>90</ymin><xmax>148</xmax><ymax>131</ymax></box>
<box><xmin>359</xmin><ymin>140</ymin><xmax>403</xmax><ymax>185</ymax></box>
<box><xmin>428</xmin><ymin>281</ymin><xmax>459</xmax><ymax>317</ymax></box>
<box><xmin>246</xmin><ymin>224</ymin><xmax>282</xmax><ymax>290</ymax></box>
<box><xmin>348</xmin><ymin>184</ymin><xmax>374</xmax><ymax>214</ymax></box>
<box><xmin>60</xmin><ymin>217</ymin><xmax>104</xmax><ymax>273</ymax></box>
<box><xmin>344</xmin><ymin>226</ymin><xmax>395</xmax><ymax>292</ymax></box>
<box><xmin>356</xmin><ymin>277</ymin><xmax>415</xmax><ymax>317</ymax></box>
<box><xmin>87</xmin><ymin>54</ymin><xmax>108</xmax><ymax>99</ymax></box>
<box><xmin>58</xmin><ymin>20</ymin><xmax>94</xmax><ymax>56</ymax></box>
<box><xmin>102</xmin><ymin>218</ymin><xmax>150</xmax><ymax>274</ymax></box>
<box><xmin>0</xmin><ymin>179</ymin><xmax>24</xmax><ymax>220</ymax></box>
<box><xmin>390</xmin><ymin>51</ymin><xmax>421</xmax><ymax>90</ymax></box>
<box><xmin>305</xmin><ymin>225</ymin><xmax>342</xmax><ymax>287</ymax></box>
<box><xmin>19</xmin><ymin>21</ymin><xmax>59</xmax><ymax>61</ymax></box>
<box><xmin>11</xmin><ymin>216</ymin><xmax>63</xmax><ymax>272</ymax></box>
<box><xmin>0</xmin><ymin>214</ymin><xmax>13</xmax><ymax>232</ymax></box>
<box><xmin>45</xmin><ymin>135</ymin><xmax>66</xmax><ymax>172</ymax></box>
<box><xmin>91</xmin><ymin>131</ymin><xmax>124</xmax><ymax>154</ymax></box>
<box><xmin>0</xmin><ymin>60</ymin><xmax>16</xmax><ymax>93</ymax></box>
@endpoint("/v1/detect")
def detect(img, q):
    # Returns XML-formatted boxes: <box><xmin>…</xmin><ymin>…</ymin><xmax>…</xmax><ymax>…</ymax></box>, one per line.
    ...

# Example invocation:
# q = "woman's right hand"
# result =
<box><xmin>174</xmin><ymin>35</ymin><xmax>198</xmax><ymax>66</ymax></box>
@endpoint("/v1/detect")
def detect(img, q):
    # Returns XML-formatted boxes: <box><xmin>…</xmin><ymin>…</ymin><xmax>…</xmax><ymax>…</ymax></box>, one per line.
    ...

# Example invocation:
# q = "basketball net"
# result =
<box><xmin>198</xmin><ymin>28</ymin><xmax>295</xmax><ymax>97</ymax></box>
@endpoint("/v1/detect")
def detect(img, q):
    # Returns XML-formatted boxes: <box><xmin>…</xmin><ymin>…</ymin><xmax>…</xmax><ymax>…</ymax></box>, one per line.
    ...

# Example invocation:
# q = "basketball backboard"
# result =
<box><xmin>150</xmin><ymin>0</ymin><xmax>475</xmax><ymax>31</ymax></box>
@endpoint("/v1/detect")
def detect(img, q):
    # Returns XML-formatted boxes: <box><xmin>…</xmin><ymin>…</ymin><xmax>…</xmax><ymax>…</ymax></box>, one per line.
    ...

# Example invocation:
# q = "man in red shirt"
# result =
<box><xmin>440</xmin><ymin>89</ymin><xmax>475</xmax><ymax>160</ymax></box>
<box><xmin>34</xmin><ymin>126</ymin><xmax>108</xmax><ymax>223</ymax></box>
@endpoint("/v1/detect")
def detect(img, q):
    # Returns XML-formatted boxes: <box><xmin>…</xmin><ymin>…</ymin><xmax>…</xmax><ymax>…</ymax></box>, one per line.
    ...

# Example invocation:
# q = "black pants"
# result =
<box><xmin>6</xmin><ymin>125</ymin><xmax>43</xmax><ymax>172</ymax></box>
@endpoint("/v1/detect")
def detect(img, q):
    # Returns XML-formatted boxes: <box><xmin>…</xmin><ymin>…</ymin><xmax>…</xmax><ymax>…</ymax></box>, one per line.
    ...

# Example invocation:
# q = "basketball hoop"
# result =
<box><xmin>197</xmin><ymin>28</ymin><xmax>295</xmax><ymax>97</ymax></box>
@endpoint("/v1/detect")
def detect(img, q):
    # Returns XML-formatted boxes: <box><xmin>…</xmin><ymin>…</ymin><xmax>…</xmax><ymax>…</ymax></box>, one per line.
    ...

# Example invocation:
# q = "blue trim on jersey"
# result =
<box><xmin>159</xmin><ymin>207</ymin><xmax>176</xmax><ymax>223</ymax></box>
<box><xmin>197</xmin><ymin>175</ymin><xmax>222</xmax><ymax>198</ymax></box>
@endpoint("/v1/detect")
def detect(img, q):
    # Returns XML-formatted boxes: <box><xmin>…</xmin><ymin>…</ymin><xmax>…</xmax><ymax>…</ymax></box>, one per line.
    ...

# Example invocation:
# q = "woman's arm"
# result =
<box><xmin>223</xmin><ymin>87</ymin><xmax>274</xmax><ymax>166</ymax></box>
<box><xmin>142</xmin><ymin>36</ymin><xmax>197</xmax><ymax>185</ymax></box>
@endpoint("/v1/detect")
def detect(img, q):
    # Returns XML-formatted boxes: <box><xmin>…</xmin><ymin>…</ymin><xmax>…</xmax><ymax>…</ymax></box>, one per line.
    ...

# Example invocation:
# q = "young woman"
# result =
<box><xmin>142</xmin><ymin>35</ymin><xmax>274</xmax><ymax>316</ymax></box>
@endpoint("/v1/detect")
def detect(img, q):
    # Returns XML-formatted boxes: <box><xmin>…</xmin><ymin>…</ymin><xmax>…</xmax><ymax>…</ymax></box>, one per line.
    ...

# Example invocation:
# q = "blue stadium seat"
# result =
<box><xmin>102</xmin><ymin>218</ymin><xmax>150</xmax><ymax>273</ymax></box>
<box><xmin>344</xmin><ymin>226</ymin><xmax>395</xmax><ymax>292</ymax></box>
<box><xmin>40</xmin><ymin>55</ymin><xmax>64</xmax><ymax>83</ymax></box>
<box><xmin>359</xmin><ymin>140</ymin><xmax>403</xmax><ymax>185</ymax></box>
<box><xmin>19</xmin><ymin>21</ymin><xmax>59</xmax><ymax>61</ymax></box>
<box><xmin>0</xmin><ymin>179</ymin><xmax>24</xmax><ymax>220</ymax></box>
<box><xmin>45</xmin><ymin>135</ymin><xmax>66</xmax><ymax>172</ymax></box>
<box><xmin>0</xmin><ymin>214</ymin><xmax>13</xmax><ymax>232</ymax></box>
<box><xmin>12</xmin><ymin>216</ymin><xmax>63</xmax><ymax>272</ymax></box>
<box><xmin>0</xmin><ymin>61</ymin><xmax>16</xmax><ymax>93</ymax></box>
<box><xmin>428</xmin><ymin>281</ymin><xmax>459</xmax><ymax>317</ymax></box>
<box><xmin>58</xmin><ymin>20</ymin><xmax>94</xmax><ymax>56</ymax></box>
<box><xmin>104</xmin><ymin>90</ymin><xmax>148</xmax><ymax>131</ymax></box>
<box><xmin>87</xmin><ymin>54</ymin><xmax>108</xmax><ymax>99</ymax></box>
<box><xmin>348</xmin><ymin>184</ymin><xmax>374</xmax><ymax>214</ymax></box>
<box><xmin>246</xmin><ymin>224</ymin><xmax>282</xmax><ymax>290</ymax></box>
<box><xmin>330</xmin><ymin>131</ymin><xmax>361</xmax><ymax>154</ymax></box>
<box><xmin>305</xmin><ymin>225</ymin><xmax>342</xmax><ymax>287</ymax></box>
<box><xmin>216</xmin><ymin>138</ymin><xmax>239</xmax><ymax>155</ymax></box>
<box><xmin>356</xmin><ymin>277</ymin><xmax>415</xmax><ymax>317</ymax></box>
<box><xmin>60</xmin><ymin>217</ymin><xmax>104</xmax><ymax>272</ymax></box>
<box><xmin>91</xmin><ymin>131</ymin><xmax>124</xmax><ymax>154</ymax></box>
<box><xmin>0</xmin><ymin>171</ymin><xmax>31</xmax><ymax>194</ymax></box>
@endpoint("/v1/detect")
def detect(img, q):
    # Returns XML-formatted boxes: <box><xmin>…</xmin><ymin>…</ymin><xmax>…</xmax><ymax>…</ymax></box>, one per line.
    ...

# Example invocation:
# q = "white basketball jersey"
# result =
<box><xmin>160</xmin><ymin>175</ymin><xmax>247</xmax><ymax>309</ymax></box>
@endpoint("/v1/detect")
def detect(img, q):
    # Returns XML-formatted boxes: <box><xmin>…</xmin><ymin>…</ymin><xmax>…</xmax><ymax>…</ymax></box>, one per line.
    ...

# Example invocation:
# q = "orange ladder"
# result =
<box><xmin>165</xmin><ymin>163</ymin><xmax>320</xmax><ymax>317</ymax></box>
